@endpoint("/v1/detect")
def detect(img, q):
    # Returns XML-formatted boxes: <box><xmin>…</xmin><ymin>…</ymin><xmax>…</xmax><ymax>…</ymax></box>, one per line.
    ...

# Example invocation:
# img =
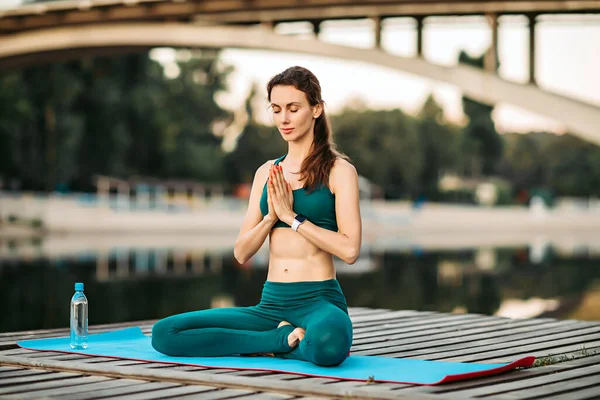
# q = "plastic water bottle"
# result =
<box><xmin>70</xmin><ymin>282</ymin><xmax>88</xmax><ymax>349</ymax></box>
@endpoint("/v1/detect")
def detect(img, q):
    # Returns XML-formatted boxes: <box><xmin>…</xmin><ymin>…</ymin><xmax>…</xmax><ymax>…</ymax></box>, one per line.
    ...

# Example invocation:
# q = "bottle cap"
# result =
<box><xmin>74</xmin><ymin>282</ymin><xmax>84</xmax><ymax>291</ymax></box>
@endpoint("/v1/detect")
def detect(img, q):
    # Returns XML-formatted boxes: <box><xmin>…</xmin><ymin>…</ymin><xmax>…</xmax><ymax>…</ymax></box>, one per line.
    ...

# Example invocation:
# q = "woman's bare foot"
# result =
<box><xmin>288</xmin><ymin>327</ymin><xmax>305</xmax><ymax>348</ymax></box>
<box><xmin>279</xmin><ymin>321</ymin><xmax>305</xmax><ymax>348</ymax></box>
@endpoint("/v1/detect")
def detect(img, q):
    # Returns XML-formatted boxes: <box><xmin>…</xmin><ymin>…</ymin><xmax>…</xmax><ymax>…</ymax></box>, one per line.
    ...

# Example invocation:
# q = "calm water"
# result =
<box><xmin>1</xmin><ymin>233</ymin><xmax>600</xmax><ymax>333</ymax></box>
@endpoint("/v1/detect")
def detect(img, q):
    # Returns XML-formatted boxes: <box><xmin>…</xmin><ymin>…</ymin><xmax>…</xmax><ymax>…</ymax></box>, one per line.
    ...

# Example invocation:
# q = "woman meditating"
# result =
<box><xmin>151</xmin><ymin>66</ymin><xmax>362</xmax><ymax>367</ymax></box>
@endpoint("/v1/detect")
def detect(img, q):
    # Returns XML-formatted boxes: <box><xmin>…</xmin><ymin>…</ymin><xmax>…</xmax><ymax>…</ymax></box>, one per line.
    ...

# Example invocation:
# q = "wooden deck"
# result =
<box><xmin>1</xmin><ymin>308</ymin><xmax>600</xmax><ymax>399</ymax></box>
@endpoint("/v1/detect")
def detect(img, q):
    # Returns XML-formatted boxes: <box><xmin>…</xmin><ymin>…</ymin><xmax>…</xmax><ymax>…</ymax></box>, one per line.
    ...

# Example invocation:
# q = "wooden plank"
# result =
<box><xmin>114</xmin><ymin>384</ymin><xmax>224</xmax><ymax>399</ymax></box>
<box><xmin>0</xmin><ymin>373</ymin><xmax>91</xmax><ymax>395</ymax></box>
<box><xmin>0</xmin><ymin>368</ymin><xmax>21</xmax><ymax>375</ymax></box>
<box><xmin>75</xmin><ymin>356</ymin><xmax>131</xmax><ymax>364</ymax></box>
<box><xmin>545</xmin><ymin>385</ymin><xmax>600</xmax><ymax>400</ymax></box>
<box><xmin>168</xmin><ymin>388</ymin><xmax>261</xmax><ymax>400</ymax></box>
<box><xmin>487</xmin><ymin>341</ymin><xmax>600</xmax><ymax>361</ymax></box>
<box><xmin>0</xmin><ymin>349</ymin><xmax>33</xmax><ymax>356</ymax></box>
<box><xmin>348</xmin><ymin>308</ymin><xmax>390</xmax><ymax>317</ymax></box>
<box><xmin>352</xmin><ymin>313</ymin><xmax>482</xmax><ymax>334</ymax></box>
<box><xmin>352</xmin><ymin>314</ymin><xmax>531</xmax><ymax>342</ymax></box>
<box><xmin>352</xmin><ymin>319</ymin><xmax>576</xmax><ymax>350</ymax></box>
<box><xmin>0</xmin><ymin>371</ymin><xmax>80</xmax><ymax>388</ymax></box>
<box><xmin>0</xmin><ymin>376</ymin><xmax>112</xmax><ymax>396</ymax></box>
<box><xmin>374</xmin><ymin>328</ymin><xmax>600</xmax><ymax>362</ymax></box>
<box><xmin>354</xmin><ymin>316</ymin><xmax>486</xmax><ymax>339</ymax></box>
<box><xmin>0</xmin><ymin>369</ymin><xmax>50</xmax><ymax>379</ymax></box>
<box><xmin>222</xmin><ymin>392</ymin><xmax>296</xmax><ymax>400</ymax></box>
<box><xmin>552</xmin><ymin>354</ymin><xmax>600</xmax><ymax>368</ymax></box>
<box><xmin>436</xmin><ymin>364</ymin><xmax>600</xmax><ymax>398</ymax></box>
<box><xmin>494</xmin><ymin>376</ymin><xmax>600</xmax><ymax>400</ymax></box>
<box><xmin>27</xmin><ymin>353</ymin><xmax>93</xmax><ymax>361</ymax></box>
<box><xmin>91</xmin><ymin>360</ymin><xmax>155</xmax><ymax>367</ymax></box>
<box><xmin>352</xmin><ymin>314</ymin><xmax>543</xmax><ymax>340</ymax></box>
<box><xmin>395</xmin><ymin>354</ymin><xmax>600</xmax><ymax>395</ymax></box>
<box><xmin>365</xmin><ymin>323</ymin><xmax>600</xmax><ymax>358</ymax></box>
<box><xmin>426</xmin><ymin>323</ymin><xmax>600</xmax><ymax>355</ymax></box>
<box><xmin>357</xmin><ymin>318</ymin><xmax>590</xmax><ymax>351</ymax></box>
<box><xmin>1</xmin><ymin>378</ymin><xmax>146</xmax><ymax>399</ymax></box>
<box><xmin>260</xmin><ymin>373</ymin><xmax>306</xmax><ymax>381</ymax></box>
<box><xmin>277</xmin><ymin>377</ymin><xmax>337</xmax><ymax>385</ymax></box>
<box><xmin>350</xmin><ymin>311</ymin><xmax>434</xmax><ymax>326</ymax></box>
<box><xmin>355</xmin><ymin>316</ymin><xmax>564</xmax><ymax>340</ymax></box>
<box><xmin>220</xmin><ymin>370</ymin><xmax>275</xmax><ymax>377</ymax></box>
<box><xmin>57</xmin><ymin>381</ymin><xmax>181</xmax><ymax>400</ymax></box>
<box><xmin>354</xmin><ymin>322</ymin><xmax>562</xmax><ymax>354</ymax></box>
<box><xmin>441</xmin><ymin>340</ymin><xmax>600</xmax><ymax>363</ymax></box>
<box><xmin>18</xmin><ymin>351</ymin><xmax>74</xmax><ymax>359</ymax></box>
<box><xmin>0</xmin><ymin>355</ymin><xmax>433</xmax><ymax>400</ymax></box>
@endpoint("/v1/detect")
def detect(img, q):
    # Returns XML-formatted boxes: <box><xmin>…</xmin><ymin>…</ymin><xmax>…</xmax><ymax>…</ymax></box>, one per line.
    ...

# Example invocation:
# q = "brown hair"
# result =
<box><xmin>267</xmin><ymin>66</ymin><xmax>349</xmax><ymax>193</ymax></box>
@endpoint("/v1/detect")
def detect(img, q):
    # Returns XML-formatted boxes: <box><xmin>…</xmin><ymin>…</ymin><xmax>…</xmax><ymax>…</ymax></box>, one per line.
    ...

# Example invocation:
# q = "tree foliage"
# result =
<box><xmin>0</xmin><ymin>51</ymin><xmax>232</xmax><ymax>191</ymax></box>
<box><xmin>1</xmin><ymin>48</ymin><xmax>600</xmax><ymax>201</ymax></box>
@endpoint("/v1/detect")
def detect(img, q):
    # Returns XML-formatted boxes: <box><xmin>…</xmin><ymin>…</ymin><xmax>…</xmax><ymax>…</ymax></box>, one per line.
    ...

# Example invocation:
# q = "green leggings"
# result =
<box><xmin>151</xmin><ymin>279</ymin><xmax>353</xmax><ymax>366</ymax></box>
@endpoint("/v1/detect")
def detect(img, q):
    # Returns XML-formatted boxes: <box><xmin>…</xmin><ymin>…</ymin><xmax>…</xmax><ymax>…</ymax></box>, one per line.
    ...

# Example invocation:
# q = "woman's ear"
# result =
<box><xmin>313</xmin><ymin>103</ymin><xmax>323</xmax><ymax>119</ymax></box>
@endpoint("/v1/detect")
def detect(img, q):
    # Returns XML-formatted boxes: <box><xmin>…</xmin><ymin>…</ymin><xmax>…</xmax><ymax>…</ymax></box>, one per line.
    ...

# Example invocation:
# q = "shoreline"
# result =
<box><xmin>3</xmin><ymin>202</ymin><xmax>600</xmax><ymax>233</ymax></box>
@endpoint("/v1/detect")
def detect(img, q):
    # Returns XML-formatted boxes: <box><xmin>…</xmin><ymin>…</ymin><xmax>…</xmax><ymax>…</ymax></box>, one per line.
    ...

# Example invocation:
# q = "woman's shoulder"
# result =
<box><xmin>329</xmin><ymin>157</ymin><xmax>358</xmax><ymax>194</ymax></box>
<box><xmin>331</xmin><ymin>157</ymin><xmax>357</xmax><ymax>177</ymax></box>
<box><xmin>253</xmin><ymin>158</ymin><xmax>278</xmax><ymax>182</ymax></box>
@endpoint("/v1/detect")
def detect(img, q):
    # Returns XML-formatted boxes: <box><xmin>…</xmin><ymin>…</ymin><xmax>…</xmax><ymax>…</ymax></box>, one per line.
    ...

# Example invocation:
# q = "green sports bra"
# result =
<box><xmin>259</xmin><ymin>154</ymin><xmax>338</xmax><ymax>232</ymax></box>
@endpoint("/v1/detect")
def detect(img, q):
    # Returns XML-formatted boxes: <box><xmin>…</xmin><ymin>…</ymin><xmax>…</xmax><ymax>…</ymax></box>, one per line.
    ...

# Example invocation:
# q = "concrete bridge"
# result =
<box><xmin>1</xmin><ymin>0</ymin><xmax>600</xmax><ymax>144</ymax></box>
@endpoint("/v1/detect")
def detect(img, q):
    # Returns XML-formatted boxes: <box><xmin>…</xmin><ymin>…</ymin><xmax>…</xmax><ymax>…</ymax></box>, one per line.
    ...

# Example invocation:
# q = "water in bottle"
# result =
<box><xmin>70</xmin><ymin>282</ymin><xmax>88</xmax><ymax>349</ymax></box>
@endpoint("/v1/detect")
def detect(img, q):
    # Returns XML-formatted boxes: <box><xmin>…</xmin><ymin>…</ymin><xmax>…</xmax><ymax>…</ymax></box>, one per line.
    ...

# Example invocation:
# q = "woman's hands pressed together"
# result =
<box><xmin>267</xmin><ymin>164</ymin><xmax>296</xmax><ymax>226</ymax></box>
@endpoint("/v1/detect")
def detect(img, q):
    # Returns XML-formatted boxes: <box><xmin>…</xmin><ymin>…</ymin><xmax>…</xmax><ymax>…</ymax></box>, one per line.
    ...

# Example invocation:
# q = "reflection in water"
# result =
<box><xmin>1</xmin><ymin>234</ymin><xmax>600</xmax><ymax>333</ymax></box>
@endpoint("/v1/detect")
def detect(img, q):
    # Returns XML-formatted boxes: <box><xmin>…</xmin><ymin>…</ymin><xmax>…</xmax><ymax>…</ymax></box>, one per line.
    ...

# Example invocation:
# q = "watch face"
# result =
<box><xmin>296</xmin><ymin>214</ymin><xmax>307</xmax><ymax>223</ymax></box>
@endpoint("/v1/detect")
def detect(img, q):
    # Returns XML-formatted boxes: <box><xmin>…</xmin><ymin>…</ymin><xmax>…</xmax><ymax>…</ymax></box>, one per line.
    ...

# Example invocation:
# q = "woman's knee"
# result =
<box><xmin>151</xmin><ymin>317</ymin><xmax>178</xmax><ymax>355</ymax></box>
<box><xmin>307</xmin><ymin>325</ymin><xmax>352</xmax><ymax>367</ymax></box>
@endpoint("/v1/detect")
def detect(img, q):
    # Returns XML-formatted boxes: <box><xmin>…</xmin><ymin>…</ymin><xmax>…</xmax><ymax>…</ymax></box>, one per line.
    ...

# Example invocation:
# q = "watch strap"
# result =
<box><xmin>291</xmin><ymin>218</ymin><xmax>301</xmax><ymax>231</ymax></box>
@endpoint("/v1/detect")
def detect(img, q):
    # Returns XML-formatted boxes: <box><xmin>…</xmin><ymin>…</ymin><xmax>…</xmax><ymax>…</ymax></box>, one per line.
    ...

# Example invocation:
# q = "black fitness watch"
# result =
<box><xmin>291</xmin><ymin>214</ymin><xmax>307</xmax><ymax>231</ymax></box>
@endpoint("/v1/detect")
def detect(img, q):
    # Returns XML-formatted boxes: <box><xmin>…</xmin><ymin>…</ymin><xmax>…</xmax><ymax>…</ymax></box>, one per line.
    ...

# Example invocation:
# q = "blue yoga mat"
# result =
<box><xmin>17</xmin><ymin>327</ymin><xmax>535</xmax><ymax>385</ymax></box>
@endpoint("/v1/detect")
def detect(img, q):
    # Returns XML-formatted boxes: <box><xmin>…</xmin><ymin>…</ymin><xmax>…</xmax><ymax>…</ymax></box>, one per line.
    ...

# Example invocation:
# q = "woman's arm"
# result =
<box><xmin>276</xmin><ymin>159</ymin><xmax>362</xmax><ymax>264</ymax></box>
<box><xmin>233</xmin><ymin>162</ymin><xmax>277</xmax><ymax>264</ymax></box>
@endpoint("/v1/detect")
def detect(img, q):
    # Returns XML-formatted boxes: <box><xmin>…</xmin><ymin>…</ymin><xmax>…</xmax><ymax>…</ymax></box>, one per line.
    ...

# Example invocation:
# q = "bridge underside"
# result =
<box><xmin>0</xmin><ymin>23</ymin><xmax>599</xmax><ymax>146</ymax></box>
<box><xmin>2</xmin><ymin>0</ymin><xmax>600</xmax><ymax>34</ymax></box>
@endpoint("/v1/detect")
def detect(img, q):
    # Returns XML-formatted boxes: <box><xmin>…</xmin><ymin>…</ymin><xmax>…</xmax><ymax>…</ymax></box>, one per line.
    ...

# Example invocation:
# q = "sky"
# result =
<box><xmin>3</xmin><ymin>0</ymin><xmax>600</xmax><ymax>134</ymax></box>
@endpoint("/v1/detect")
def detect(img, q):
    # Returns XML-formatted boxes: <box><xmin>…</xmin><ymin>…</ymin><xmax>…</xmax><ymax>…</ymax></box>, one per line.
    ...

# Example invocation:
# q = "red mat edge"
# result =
<box><xmin>16</xmin><ymin>344</ymin><xmax>536</xmax><ymax>386</ymax></box>
<box><xmin>433</xmin><ymin>356</ymin><xmax>536</xmax><ymax>385</ymax></box>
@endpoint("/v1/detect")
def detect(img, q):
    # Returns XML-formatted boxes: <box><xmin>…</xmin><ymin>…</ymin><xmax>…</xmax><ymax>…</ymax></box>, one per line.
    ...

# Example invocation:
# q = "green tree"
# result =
<box><xmin>158</xmin><ymin>53</ymin><xmax>233</xmax><ymax>182</ymax></box>
<box><xmin>332</xmin><ymin>106</ymin><xmax>422</xmax><ymax>199</ymax></box>
<box><xmin>0</xmin><ymin>49</ymin><xmax>232</xmax><ymax>191</ymax></box>
<box><xmin>544</xmin><ymin>134</ymin><xmax>600</xmax><ymax>196</ymax></box>
<box><xmin>499</xmin><ymin>132</ymin><xmax>545</xmax><ymax>191</ymax></box>
<box><xmin>416</xmin><ymin>94</ymin><xmax>461</xmax><ymax>198</ymax></box>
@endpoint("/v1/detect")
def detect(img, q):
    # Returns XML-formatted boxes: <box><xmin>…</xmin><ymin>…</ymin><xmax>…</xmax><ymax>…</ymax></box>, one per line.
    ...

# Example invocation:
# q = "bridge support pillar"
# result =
<box><xmin>373</xmin><ymin>16</ymin><xmax>382</xmax><ymax>48</ymax></box>
<box><xmin>311</xmin><ymin>20</ymin><xmax>321</xmax><ymax>37</ymax></box>
<box><xmin>528</xmin><ymin>14</ymin><xmax>537</xmax><ymax>85</ymax></box>
<box><xmin>415</xmin><ymin>16</ymin><xmax>424</xmax><ymax>57</ymax></box>
<box><xmin>484</xmin><ymin>13</ymin><xmax>498</xmax><ymax>73</ymax></box>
